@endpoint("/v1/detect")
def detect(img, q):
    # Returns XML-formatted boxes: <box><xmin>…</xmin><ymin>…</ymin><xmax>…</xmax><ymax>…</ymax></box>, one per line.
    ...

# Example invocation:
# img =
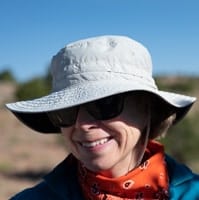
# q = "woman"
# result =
<box><xmin>7</xmin><ymin>35</ymin><xmax>199</xmax><ymax>199</ymax></box>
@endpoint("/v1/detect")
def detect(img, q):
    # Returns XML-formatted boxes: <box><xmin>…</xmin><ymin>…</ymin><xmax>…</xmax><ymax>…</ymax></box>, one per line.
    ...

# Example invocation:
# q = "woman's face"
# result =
<box><xmin>61</xmin><ymin>95</ymin><xmax>148</xmax><ymax>178</ymax></box>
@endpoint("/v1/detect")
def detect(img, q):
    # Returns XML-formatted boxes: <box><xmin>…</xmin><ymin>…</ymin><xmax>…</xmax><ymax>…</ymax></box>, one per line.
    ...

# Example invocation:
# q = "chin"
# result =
<box><xmin>85</xmin><ymin>161</ymin><xmax>113</xmax><ymax>174</ymax></box>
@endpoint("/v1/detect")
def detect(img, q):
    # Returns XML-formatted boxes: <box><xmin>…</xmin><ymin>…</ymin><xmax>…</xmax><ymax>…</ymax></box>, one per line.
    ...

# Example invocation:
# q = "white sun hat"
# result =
<box><xmin>6</xmin><ymin>35</ymin><xmax>196</xmax><ymax>133</ymax></box>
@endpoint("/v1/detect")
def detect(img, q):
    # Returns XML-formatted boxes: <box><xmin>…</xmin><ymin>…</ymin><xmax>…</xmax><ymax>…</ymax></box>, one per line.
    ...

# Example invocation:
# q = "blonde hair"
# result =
<box><xmin>149</xmin><ymin>94</ymin><xmax>177</xmax><ymax>139</ymax></box>
<box><xmin>149</xmin><ymin>113</ymin><xmax>176</xmax><ymax>139</ymax></box>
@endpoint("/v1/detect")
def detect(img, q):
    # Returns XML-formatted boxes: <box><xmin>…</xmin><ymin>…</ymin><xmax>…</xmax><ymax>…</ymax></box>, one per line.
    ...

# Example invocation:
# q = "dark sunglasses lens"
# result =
<box><xmin>47</xmin><ymin>107</ymin><xmax>78</xmax><ymax>127</ymax></box>
<box><xmin>87</xmin><ymin>95</ymin><xmax>124</xmax><ymax>120</ymax></box>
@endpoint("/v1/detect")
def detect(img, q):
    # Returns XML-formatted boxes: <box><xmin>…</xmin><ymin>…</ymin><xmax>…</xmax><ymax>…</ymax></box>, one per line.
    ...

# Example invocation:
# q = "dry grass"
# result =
<box><xmin>0</xmin><ymin>82</ymin><xmax>67</xmax><ymax>199</ymax></box>
<box><xmin>0</xmin><ymin>108</ymin><xmax>67</xmax><ymax>199</ymax></box>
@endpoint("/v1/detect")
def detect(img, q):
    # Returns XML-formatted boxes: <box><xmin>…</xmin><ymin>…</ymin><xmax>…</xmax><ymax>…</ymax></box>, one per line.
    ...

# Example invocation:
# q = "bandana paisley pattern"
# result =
<box><xmin>78</xmin><ymin>140</ymin><xmax>169</xmax><ymax>200</ymax></box>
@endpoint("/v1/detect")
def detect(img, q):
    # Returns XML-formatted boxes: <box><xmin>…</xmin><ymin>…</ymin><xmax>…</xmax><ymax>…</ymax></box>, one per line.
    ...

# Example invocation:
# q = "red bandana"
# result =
<box><xmin>78</xmin><ymin>140</ymin><xmax>169</xmax><ymax>200</ymax></box>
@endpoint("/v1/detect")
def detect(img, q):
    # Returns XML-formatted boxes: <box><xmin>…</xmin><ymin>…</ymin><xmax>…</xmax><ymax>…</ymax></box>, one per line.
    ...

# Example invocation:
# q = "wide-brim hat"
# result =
<box><xmin>6</xmin><ymin>35</ymin><xmax>196</xmax><ymax>133</ymax></box>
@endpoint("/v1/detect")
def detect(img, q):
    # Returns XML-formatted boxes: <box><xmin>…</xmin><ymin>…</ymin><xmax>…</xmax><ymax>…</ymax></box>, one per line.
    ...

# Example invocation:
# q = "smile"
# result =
<box><xmin>81</xmin><ymin>137</ymin><xmax>111</xmax><ymax>148</ymax></box>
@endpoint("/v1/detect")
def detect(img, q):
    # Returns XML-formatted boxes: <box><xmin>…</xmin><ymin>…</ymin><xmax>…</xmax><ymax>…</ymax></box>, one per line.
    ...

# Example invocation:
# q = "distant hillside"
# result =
<box><xmin>0</xmin><ymin>81</ymin><xmax>17</xmax><ymax>107</ymax></box>
<box><xmin>156</xmin><ymin>76</ymin><xmax>199</xmax><ymax>94</ymax></box>
<box><xmin>1</xmin><ymin>76</ymin><xmax>198</xmax><ymax>109</ymax></box>
<box><xmin>155</xmin><ymin>76</ymin><xmax>199</xmax><ymax>114</ymax></box>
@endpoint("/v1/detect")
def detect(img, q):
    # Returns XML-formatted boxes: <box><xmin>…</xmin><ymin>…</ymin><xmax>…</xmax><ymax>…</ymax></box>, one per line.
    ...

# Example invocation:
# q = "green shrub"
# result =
<box><xmin>0</xmin><ymin>70</ymin><xmax>16</xmax><ymax>82</ymax></box>
<box><xmin>16</xmin><ymin>77</ymin><xmax>51</xmax><ymax>100</ymax></box>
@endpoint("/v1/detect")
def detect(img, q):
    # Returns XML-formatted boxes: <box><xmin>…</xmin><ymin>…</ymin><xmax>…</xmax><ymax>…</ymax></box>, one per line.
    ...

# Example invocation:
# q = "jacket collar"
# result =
<box><xmin>44</xmin><ymin>154</ymin><xmax>83</xmax><ymax>200</ymax></box>
<box><xmin>165</xmin><ymin>155</ymin><xmax>194</xmax><ymax>186</ymax></box>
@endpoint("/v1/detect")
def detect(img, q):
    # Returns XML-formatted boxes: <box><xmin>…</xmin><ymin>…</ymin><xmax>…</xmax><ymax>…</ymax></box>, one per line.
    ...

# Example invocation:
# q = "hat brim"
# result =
<box><xmin>6</xmin><ymin>79</ymin><xmax>196</xmax><ymax>133</ymax></box>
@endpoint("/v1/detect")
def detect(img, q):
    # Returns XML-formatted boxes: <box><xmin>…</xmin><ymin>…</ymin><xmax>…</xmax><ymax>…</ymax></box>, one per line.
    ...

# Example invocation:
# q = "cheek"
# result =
<box><xmin>61</xmin><ymin>127</ymin><xmax>74</xmax><ymax>147</ymax></box>
<box><xmin>102</xmin><ymin>120</ymin><xmax>141</xmax><ymax>147</ymax></box>
<box><xmin>128</xmin><ymin>126</ymin><xmax>142</xmax><ymax>145</ymax></box>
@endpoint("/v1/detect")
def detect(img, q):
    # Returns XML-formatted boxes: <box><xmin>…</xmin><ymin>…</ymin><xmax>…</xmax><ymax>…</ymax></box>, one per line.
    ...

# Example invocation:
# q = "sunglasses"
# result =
<box><xmin>47</xmin><ymin>94</ymin><xmax>125</xmax><ymax>127</ymax></box>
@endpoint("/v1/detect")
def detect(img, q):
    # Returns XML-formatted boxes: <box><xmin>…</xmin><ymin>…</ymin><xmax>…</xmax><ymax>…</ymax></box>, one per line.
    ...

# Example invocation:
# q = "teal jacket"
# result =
<box><xmin>10</xmin><ymin>155</ymin><xmax>199</xmax><ymax>200</ymax></box>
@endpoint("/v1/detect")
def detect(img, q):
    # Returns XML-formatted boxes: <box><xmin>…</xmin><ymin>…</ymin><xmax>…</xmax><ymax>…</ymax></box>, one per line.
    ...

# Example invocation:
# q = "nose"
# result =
<box><xmin>75</xmin><ymin>106</ymin><xmax>98</xmax><ymax>130</ymax></box>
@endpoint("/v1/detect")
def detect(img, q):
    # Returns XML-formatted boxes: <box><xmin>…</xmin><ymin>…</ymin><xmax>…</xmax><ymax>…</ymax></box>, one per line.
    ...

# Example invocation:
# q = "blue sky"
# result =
<box><xmin>0</xmin><ymin>0</ymin><xmax>199</xmax><ymax>82</ymax></box>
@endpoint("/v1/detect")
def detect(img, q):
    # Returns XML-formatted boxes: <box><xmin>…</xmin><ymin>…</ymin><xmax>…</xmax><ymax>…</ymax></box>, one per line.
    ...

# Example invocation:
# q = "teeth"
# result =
<box><xmin>82</xmin><ymin>138</ymin><xmax>109</xmax><ymax>148</ymax></box>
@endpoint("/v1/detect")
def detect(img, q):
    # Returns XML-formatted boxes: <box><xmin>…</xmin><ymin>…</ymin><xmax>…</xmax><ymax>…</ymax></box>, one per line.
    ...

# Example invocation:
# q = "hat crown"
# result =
<box><xmin>6</xmin><ymin>35</ymin><xmax>196</xmax><ymax>134</ymax></box>
<box><xmin>51</xmin><ymin>35</ymin><xmax>156</xmax><ymax>91</ymax></box>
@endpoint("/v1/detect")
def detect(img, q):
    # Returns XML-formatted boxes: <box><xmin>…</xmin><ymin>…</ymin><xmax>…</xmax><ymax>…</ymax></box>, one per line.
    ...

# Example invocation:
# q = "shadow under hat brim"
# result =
<box><xmin>6</xmin><ymin>79</ymin><xmax>196</xmax><ymax>134</ymax></box>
